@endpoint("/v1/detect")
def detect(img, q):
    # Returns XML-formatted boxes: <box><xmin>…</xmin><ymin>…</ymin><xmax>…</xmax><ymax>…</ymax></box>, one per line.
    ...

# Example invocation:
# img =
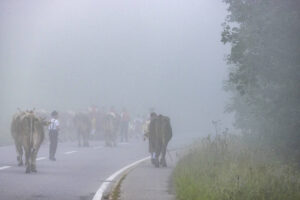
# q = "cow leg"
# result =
<box><xmin>154</xmin><ymin>140</ymin><xmax>162</xmax><ymax>168</ymax></box>
<box><xmin>153</xmin><ymin>156</ymin><xmax>159</xmax><ymax>168</ymax></box>
<box><xmin>17</xmin><ymin>146</ymin><xmax>24</xmax><ymax>166</ymax></box>
<box><xmin>124</xmin><ymin>124</ymin><xmax>128</xmax><ymax>142</ymax></box>
<box><xmin>153</xmin><ymin>151</ymin><xmax>160</xmax><ymax>168</ymax></box>
<box><xmin>83</xmin><ymin>133</ymin><xmax>89</xmax><ymax>147</ymax></box>
<box><xmin>104</xmin><ymin>132</ymin><xmax>109</xmax><ymax>146</ymax></box>
<box><xmin>30</xmin><ymin>148</ymin><xmax>37</xmax><ymax>172</ymax></box>
<box><xmin>160</xmin><ymin>145</ymin><xmax>167</xmax><ymax>167</ymax></box>
<box><xmin>14</xmin><ymin>142</ymin><xmax>23</xmax><ymax>166</ymax></box>
<box><xmin>149</xmin><ymin>137</ymin><xmax>156</xmax><ymax>165</ymax></box>
<box><xmin>151</xmin><ymin>152</ymin><xmax>157</xmax><ymax>166</ymax></box>
<box><xmin>24</xmin><ymin>147</ymin><xmax>31</xmax><ymax>173</ymax></box>
<box><xmin>120</xmin><ymin>125</ymin><xmax>125</xmax><ymax>142</ymax></box>
<box><xmin>78</xmin><ymin>132</ymin><xmax>82</xmax><ymax>147</ymax></box>
<box><xmin>106</xmin><ymin>132</ymin><xmax>112</xmax><ymax>147</ymax></box>
<box><xmin>87</xmin><ymin>133</ymin><xmax>90</xmax><ymax>147</ymax></box>
<box><xmin>112</xmin><ymin>132</ymin><xmax>117</xmax><ymax>147</ymax></box>
<box><xmin>111</xmin><ymin>132</ymin><xmax>115</xmax><ymax>147</ymax></box>
<box><xmin>86</xmin><ymin>132</ymin><xmax>90</xmax><ymax>147</ymax></box>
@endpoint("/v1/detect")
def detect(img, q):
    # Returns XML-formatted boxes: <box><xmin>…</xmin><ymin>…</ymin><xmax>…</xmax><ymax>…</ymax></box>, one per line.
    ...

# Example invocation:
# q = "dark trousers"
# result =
<box><xmin>49</xmin><ymin>130</ymin><xmax>58</xmax><ymax>158</ymax></box>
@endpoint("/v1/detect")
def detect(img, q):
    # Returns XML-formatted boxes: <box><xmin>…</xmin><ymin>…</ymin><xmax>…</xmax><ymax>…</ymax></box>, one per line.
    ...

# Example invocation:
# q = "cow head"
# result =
<box><xmin>39</xmin><ymin>117</ymin><xmax>50</xmax><ymax>126</ymax></box>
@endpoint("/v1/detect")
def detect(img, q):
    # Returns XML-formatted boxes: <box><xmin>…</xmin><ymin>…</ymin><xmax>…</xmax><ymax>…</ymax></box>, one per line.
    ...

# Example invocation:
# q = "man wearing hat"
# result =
<box><xmin>49</xmin><ymin>111</ymin><xmax>59</xmax><ymax>161</ymax></box>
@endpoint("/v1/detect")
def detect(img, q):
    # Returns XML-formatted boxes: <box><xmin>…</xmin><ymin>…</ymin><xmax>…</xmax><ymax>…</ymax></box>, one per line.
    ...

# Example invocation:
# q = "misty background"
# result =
<box><xmin>0</xmin><ymin>0</ymin><xmax>232</xmax><ymax>138</ymax></box>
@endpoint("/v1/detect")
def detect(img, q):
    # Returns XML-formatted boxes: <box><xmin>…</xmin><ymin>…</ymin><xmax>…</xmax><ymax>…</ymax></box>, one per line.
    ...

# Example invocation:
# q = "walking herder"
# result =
<box><xmin>49</xmin><ymin>111</ymin><xmax>59</xmax><ymax>161</ymax></box>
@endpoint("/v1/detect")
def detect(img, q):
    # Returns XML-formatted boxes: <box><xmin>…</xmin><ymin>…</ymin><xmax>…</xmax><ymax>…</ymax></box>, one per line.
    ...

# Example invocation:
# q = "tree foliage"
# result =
<box><xmin>222</xmin><ymin>0</ymin><xmax>300</xmax><ymax>158</ymax></box>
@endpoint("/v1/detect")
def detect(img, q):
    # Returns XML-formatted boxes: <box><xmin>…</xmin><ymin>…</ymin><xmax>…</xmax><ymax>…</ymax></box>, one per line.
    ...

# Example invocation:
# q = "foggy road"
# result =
<box><xmin>0</xmin><ymin>140</ymin><xmax>148</xmax><ymax>200</ymax></box>
<box><xmin>0</xmin><ymin>0</ymin><xmax>299</xmax><ymax>199</ymax></box>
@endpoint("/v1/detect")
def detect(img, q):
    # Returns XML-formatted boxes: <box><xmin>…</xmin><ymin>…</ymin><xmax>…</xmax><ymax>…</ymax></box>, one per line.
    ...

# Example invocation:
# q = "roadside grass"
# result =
<box><xmin>173</xmin><ymin>134</ymin><xmax>300</xmax><ymax>200</ymax></box>
<box><xmin>110</xmin><ymin>173</ymin><xmax>127</xmax><ymax>200</ymax></box>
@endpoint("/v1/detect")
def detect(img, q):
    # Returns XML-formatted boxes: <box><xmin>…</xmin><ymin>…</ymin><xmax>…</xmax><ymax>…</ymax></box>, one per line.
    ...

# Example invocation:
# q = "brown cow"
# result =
<box><xmin>73</xmin><ymin>112</ymin><xmax>91</xmax><ymax>147</ymax></box>
<box><xmin>148</xmin><ymin>113</ymin><xmax>172</xmax><ymax>168</ymax></box>
<box><xmin>103</xmin><ymin>112</ymin><xmax>118</xmax><ymax>147</ymax></box>
<box><xmin>11</xmin><ymin>110</ymin><xmax>48</xmax><ymax>173</ymax></box>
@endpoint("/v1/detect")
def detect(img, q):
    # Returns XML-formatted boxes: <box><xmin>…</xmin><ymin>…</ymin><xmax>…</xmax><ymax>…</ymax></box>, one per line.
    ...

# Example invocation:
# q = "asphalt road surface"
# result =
<box><xmin>0</xmin><ymin>139</ymin><xmax>149</xmax><ymax>200</ymax></box>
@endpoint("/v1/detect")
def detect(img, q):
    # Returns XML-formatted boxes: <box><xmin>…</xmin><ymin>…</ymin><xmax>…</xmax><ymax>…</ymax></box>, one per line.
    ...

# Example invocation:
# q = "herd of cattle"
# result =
<box><xmin>10</xmin><ymin>109</ymin><xmax>172</xmax><ymax>173</ymax></box>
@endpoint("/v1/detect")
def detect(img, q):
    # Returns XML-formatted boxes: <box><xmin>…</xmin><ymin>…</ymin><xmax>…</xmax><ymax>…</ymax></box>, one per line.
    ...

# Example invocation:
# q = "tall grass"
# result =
<box><xmin>173</xmin><ymin>134</ymin><xmax>300</xmax><ymax>200</ymax></box>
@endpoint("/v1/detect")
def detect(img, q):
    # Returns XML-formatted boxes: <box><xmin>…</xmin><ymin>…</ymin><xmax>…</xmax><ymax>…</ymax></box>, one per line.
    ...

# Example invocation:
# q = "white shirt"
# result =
<box><xmin>48</xmin><ymin>118</ymin><xmax>59</xmax><ymax>130</ymax></box>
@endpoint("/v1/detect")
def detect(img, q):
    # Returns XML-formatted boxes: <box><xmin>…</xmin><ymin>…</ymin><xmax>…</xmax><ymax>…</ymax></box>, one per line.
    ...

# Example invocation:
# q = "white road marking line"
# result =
<box><xmin>36</xmin><ymin>157</ymin><xmax>46</xmax><ymax>161</ymax></box>
<box><xmin>64</xmin><ymin>151</ymin><xmax>78</xmax><ymax>155</ymax></box>
<box><xmin>92</xmin><ymin>156</ymin><xmax>150</xmax><ymax>200</ymax></box>
<box><xmin>0</xmin><ymin>166</ymin><xmax>11</xmax><ymax>170</ymax></box>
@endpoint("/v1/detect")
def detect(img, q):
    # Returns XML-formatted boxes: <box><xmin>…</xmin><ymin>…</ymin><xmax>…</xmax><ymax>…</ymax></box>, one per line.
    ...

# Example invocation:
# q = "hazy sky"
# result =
<box><xmin>0</xmin><ymin>0</ymin><xmax>231</xmax><ymax>133</ymax></box>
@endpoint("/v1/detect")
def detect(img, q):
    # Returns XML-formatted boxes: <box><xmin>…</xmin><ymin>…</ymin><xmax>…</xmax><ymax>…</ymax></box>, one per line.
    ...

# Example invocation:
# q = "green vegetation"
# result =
<box><xmin>173</xmin><ymin>134</ymin><xmax>300</xmax><ymax>200</ymax></box>
<box><xmin>177</xmin><ymin>2</ymin><xmax>300</xmax><ymax>198</ymax></box>
<box><xmin>110</xmin><ymin>173</ymin><xmax>127</xmax><ymax>200</ymax></box>
<box><xmin>222</xmin><ymin>0</ymin><xmax>300</xmax><ymax>158</ymax></box>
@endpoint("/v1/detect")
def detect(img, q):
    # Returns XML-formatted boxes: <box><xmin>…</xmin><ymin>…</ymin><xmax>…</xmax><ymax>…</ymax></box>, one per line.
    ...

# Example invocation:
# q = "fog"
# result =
<box><xmin>0</xmin><ymin>0</ymin><xmax>231</xmax><ymax>136</ymax></box>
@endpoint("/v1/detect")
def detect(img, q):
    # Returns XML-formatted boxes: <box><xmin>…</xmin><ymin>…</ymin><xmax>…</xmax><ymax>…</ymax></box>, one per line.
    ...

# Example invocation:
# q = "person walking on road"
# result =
<box><xmin>147</xmin><ymin>112</ymin><xmax>157</xmax><ymax>164</ymax></box>
<box><xmin>120</xmin><ymin>108</ymin><xmax>130</xmax><ymax>142</ymax></box>
<box><xmin>49</xmin><ymin>110</ymin><xmax>59</xmax><ymax>161</ymax></box>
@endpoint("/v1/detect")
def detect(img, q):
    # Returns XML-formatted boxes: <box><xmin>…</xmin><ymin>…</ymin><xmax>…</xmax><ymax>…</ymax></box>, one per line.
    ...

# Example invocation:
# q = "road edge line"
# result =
<box><xmin>0</xmin><ymin>166</ymin><xmax>11</xmax><ymax>170</ymax></box>
<box><xmin>92</xmin><ymin>156</ymin><xmax>150</xmax><ymax>200</ymax></box>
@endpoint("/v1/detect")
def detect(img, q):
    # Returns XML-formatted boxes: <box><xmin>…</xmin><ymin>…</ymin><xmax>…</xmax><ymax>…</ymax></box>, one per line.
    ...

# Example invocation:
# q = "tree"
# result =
<box><xmin>222</xmin><ymin>0</ymin><xmax>300</xmax><ymax>159</ymax></box>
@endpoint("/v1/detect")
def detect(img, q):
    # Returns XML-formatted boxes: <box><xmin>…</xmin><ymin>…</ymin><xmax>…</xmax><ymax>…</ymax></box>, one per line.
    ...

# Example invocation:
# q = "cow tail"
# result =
<box><xmin>30</xmin><ymin>116</ymin><xmax>34</xmax><ymax>148</ymax></box>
